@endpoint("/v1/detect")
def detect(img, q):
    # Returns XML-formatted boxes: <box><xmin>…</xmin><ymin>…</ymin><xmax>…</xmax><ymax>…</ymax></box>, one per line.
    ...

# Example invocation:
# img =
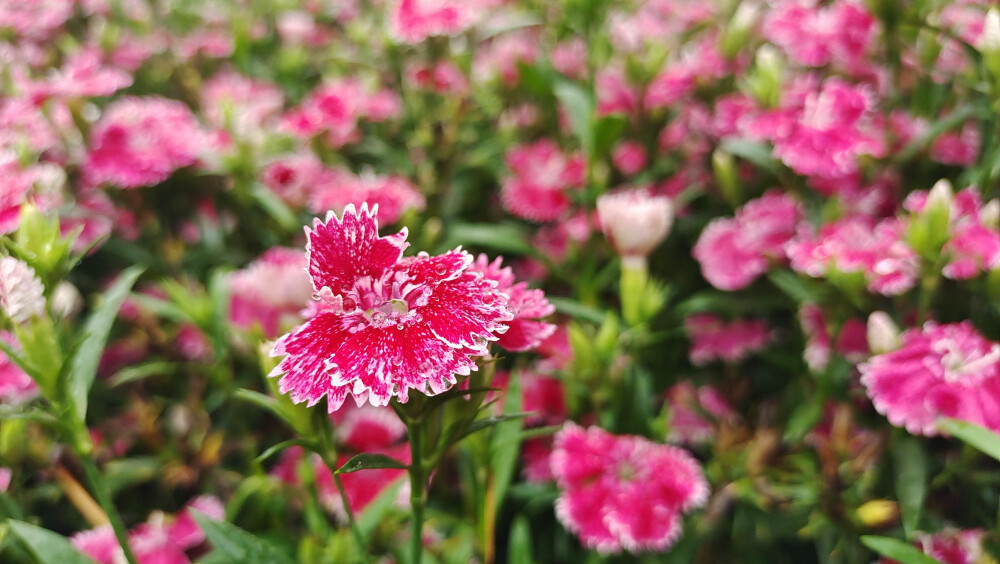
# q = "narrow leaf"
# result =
<box><xmin>937</xmin><ymin>418</ymin><xmax>1000</xmax><ymax>462</ymax></box>
<box><xmin>7</xmin><ymin>520</ymin><xmax>97</xmax><ymax>564</ymax></box>
<box><xmin>548</xmin><ymin>297</ymin><xmax>607</xmax><ymax>324</ymax></box>
<box><xmin>255</xmin><ymin>439</ymin><xmax>314</xmax><ymax>465</ymax></box>
<box><xmin>892</xmin><ymin>436</ymin><xmax>927</xmax><ymax>538</ymax></box>
<box><xmin>553</xmin><ymin>80</ymin><xmax>595</xmax><ymax>155</ymax></box>
<box><xmin>336</xmin><ymin>453</ymin><xmax>408</xmax><ymax>473</ymax></box>
<box><xmin>191</xmin><ymin>509</ymin><xmax>295</xmax><ymax>564</ymax></box>
<box><xmin>68</xmin><ymin>265</ymin><xmax>145</xmax><ymax>421</ymax></box>
<box><xmin>507</xmin><ymin>516</ymin><xmax>534</xmax><ymax>564</ymax></box>
<box><xmin>861</xmin><ymin>535</ymin><xmax>944</xmax><ymax>564</ymax></box>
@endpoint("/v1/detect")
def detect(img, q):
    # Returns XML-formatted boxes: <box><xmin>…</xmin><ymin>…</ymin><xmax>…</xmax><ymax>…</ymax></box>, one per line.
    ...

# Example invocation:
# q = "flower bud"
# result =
<box><xmin>977</xmin><ymin>8</ymin><xmax>1000</xmax><ymax>54</ymax></box>
<box><xmin>982</xmin><ymin>199</ymin><xmax>1000</xmax><ymax>231</ymax></box>
<box><xmin>596</xmin><ymin>189</ymin><xmax>674</xmax><ymax>265</ymax></box>
<box><xmin>0</xmin><ymin>257</ymin><xmax>45</xmax><ymax>324</ymax></box>
<box><xmin>52</xmin><ymin>281</ymin><xmax>83</xmax><ymax>320</ymax></box>
<box><xmin>866</xmin><ymin>311</ymin><xmax>900</xmax><ymax>355</ymax></box>
<box><xmin>855</xmin><ymin>499</ymin><xmax>899</xmax><ymax>528</ymax></box>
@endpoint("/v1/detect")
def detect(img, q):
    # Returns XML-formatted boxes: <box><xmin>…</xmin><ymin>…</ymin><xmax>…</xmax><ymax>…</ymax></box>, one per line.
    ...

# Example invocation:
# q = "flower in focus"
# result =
<box><xmin>860</xmin><ymin>321</ymin><xmax>1000</xmax><ymax>436</ymax></box>
<box><xmin>551</xmin><ymin>423</ymin><xmax>709</xmax><ymax>554</ymax></box>
<box><xmin>693</xmin><ymin>191</ymin><xmax>800</xmax><ymax>290</ymax></box>
<box><xmin>229</xmin><ymin>248</ymin><xmax>313</xmax><ymax>338</ymax></box>
<box><xmin>467</xmin><ymin>255</ymin><xmax>555</xmax><ymax>352</ymax></box>
<box><xmin>597</xmin><ymin>189</ymin><xmax>673</xmax><ymax>265</ymax></box>
<box><xmin>270</xmin><ymin>204</ymin><xmax>513</xmax><ymax>411</ymax></box>
<box><xmin>84</xmin><ymin>97</ymin><xmax>207</xmax><ymax>188</ymax></box>
<box><xmin>0</xmin><ymin>257</ymin><xmax>45</xmax><ymax>324</ymax></box>
<box><xmin>685</xmin><ymin>314</ymin><xmax>771</xmax><ymax>365</ymax></box>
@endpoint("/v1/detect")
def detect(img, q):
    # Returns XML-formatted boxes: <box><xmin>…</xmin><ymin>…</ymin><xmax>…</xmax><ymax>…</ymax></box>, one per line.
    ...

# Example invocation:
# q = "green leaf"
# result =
<box><xmin>937</xmin><ymin>418</ymin><xmax>1000</xmax><ymax>462</ymax></box>
<box><xmin>441</xmin><ymin>223</ymin><xmax>535</xmax><ymax>256</ymax></box>
<box><xmin>102</xmin><ymin>457</ymin><xmax>161</xmax><ymax>495</ymax></box>
<box><xmin>547</xmin><ymin>297</ymin><xmax>607</xmax><ymax>324</ymax></box>
<box><xmin>767</xmin><ymin>270</ymin><xmax>822</xmax><ymax>304</ymax></box>
<box><xmin>191</xmin><ymin>509</ymin><xmax>295</xmax><ymax>564</ymax></box>
<box><xmin>458</xmin><ymin>413</ymin><xmax>531</xmax><ymax>443</ymax></box>
<box><xmin>553</xmin><ymin>80</ymin><xmax>595</xmax><ymax>155</ymax></box>
<box><xmin>336</xmin><ymin>453</ymin><xmax>409</xmax><ymax>473</ymax></box>
<box><xmin>593</xmin><ymin>114</ymin><xmax>627</xmax><ymax>159</ymax></box>
<box><xmin>507</xmin><ymin>516</ymin><xmax>533</xmax><ymax>564</ymax></box>
<box><xmin>719</xmin><ymin>138</ymin><xmax>783</xmax><ymax>177</ymax></box>
<box><xmin>109</xmin><ymin>361</ymin><xmax>182</xmax><ymax>387</ymax></box>
<box><xmin>249</xmin><ymin>183</ymin><xmax>298</xmax><ymax>231</ymax></box>
<box><xmin>255</xmin><ymin>439</ymin><xmax>315</xmax><ymax>465</ymax></box>
<box><xmin>492</xmin><ymin>370</ymin><xmax>524</xmax><ymax>515</ymax></box>
<box><xmin>6</xmin><ymin>520</ymin><xmax>97</xmax><ymax>564</ymax></box>
<box><xmin>68</xmin><ymin>265</ymin><xmax>145</xmax><ymax>422</ymax></box>
<box><xmin>892</xmin><ymin>436</ymin><xmax>927</xmax><ymax>538</ymax></box>
<box><xmin>357</xmin><ymin>480</ymin><xmax>405</xmax><ymax>539</ymax></box>
<box><xmin>861</xmin><ymin>535</ymin><xmax>944</xmax><ymax>564</ymax></box>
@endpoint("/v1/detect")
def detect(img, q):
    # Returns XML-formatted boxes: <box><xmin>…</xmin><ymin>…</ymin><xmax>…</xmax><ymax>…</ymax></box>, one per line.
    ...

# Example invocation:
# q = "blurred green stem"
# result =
<box><xmin>78</xmin><ymin>454</ymin><xmax>139</xmax><ymax>564</ymax></box>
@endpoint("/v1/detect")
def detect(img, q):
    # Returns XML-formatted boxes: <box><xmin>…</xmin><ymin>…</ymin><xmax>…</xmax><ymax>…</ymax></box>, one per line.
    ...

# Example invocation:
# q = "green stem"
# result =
<box><xmin>317</xmin><ymin>425</ymin><xmax>372</xmax><ymax>564</ymax></box>
<box><xmin>406</xmin><ymin>418</ymin><xmax>426</xmax><ymax>564</ymax></box>
<box><xmin>78</xmin><ymin>455</ymin><xmax>139</xmax><ymax>564</ymax></box>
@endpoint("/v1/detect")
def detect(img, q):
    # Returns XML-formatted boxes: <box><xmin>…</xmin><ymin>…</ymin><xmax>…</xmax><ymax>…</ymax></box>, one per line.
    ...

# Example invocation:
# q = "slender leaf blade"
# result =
<box><xmin>7</xmin><ymin>520</ymin><xmax>97</xmax><ymax>564</ymax></box>
<box><xmin>937</xmin><ymin>418</ymin><xmax>1000</xmax><ymax>462</ymax></box>
<box><xmin>861</xmin><ymin>535</ymin><xmax>944</xmax><ymax>564</ymax></box>
<box><xmin>191</xmin><ymin>510</ymin><xmax>295</xmax><ymax>564</ymax></box>
<box><xmin>336</xmin><ymin>453</ymin><xmax>408</xmax><ymax>473</ymax></box>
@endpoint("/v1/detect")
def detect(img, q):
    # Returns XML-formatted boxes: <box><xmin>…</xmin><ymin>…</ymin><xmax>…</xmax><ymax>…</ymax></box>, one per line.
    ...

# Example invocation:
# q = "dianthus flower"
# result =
<box><xmin>799</xmin><ymin>304</ymin><xmax>868</xmax><ymax>372</ymax></box>
<box><xmin>84</xmin><ymin>97</ymin><xmax>206</xmax><ymax>188</ymax></box>
<box><xmin>860</xmin><ymin>321</ymin><xmax>1000</xmax><ymax>436</ymax></box>
<box><xmin>596</xmin><ymin>189</ymin><xmax>674</xmax><ymax>264</ymax></box>
<box><xmin>500</xmin><ymin>139</ymin><xmax>585</xmax><ymax>222</ymax></box>
<box><xmin>786</xmin><ymin>217</ymin><xmax>918</xmax><ymax>296</ymax></box>
<box><xmin>467</xmin><ymin>255</ymin><xmax>555</xmax><ymax>352</ymax></box>
<box><xmin>308</xmin><ymin>170</ymin><xmax>426</xmax><ymax>225</ymax></box>
<box><xmin>229</xmin><ymin>248</ymin><xmax>313</xmax><ymax>338</ymax></box>
<box><xmin>551</xmin><ymin>424</ymin><xmax>709</xmax><ymax>554</ymax></box>
<box><xmin>877</xmin><ymin>528</ymin><xmax>986</xmax><ymax>564</ymax></box>
<box><xmin>665</xmin><ymin>381</ymin><xmax>734</xmax><ymax>445</ymax></box>
<box><xmin>693</xmin><ymin>191</ymin><xmax>800</xmax><ymax>290</ymax></box>
<box><xmin>270</xmin><ymin>204</ymin><xmax>513</xmax><ymax>411</ymax></box>
<box><xmin>0</xmin><ymin>257</ymin><xmax>45</xmax><ymax>324</ymax></box>
<box><xmin>685</xmin><ymin>314</ymin><xmax>771</xmax><ymax>365</ymax></box>
<box><xmin>281</xmin><ymin>80</ymin><xmax>400</xmax><ymax>147</ymax></box>
<box><xmin>389</xmin><ymin>0</ymin><xmax>487</xmax><ymax>43</ymax></box>
<box><xmin>201</xmin><ymin>70</ymin><xmax>284</xmax><ymax>139</ymax></box>
<box><xmin>0</xmin><ymin>332</ymin><xmax>36</xmax><ymax>405</ymax></box>
<box><xmin>762</xmin><ymin>0</ymin><xmax>876</xmax><ymax>74</ymax></box>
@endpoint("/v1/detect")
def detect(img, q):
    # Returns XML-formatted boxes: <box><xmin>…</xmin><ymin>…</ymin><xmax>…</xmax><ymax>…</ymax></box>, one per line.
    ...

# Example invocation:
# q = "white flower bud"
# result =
<box><xmin>977</xmin><ymin>8</ymin><xmax>1000</xmax><ymax>53</ymax></box>
<box><xmin>867</xmin><ymin>311</ymin><xmax>900</xmax><ymax>355</ymax></box>
<box><xmin>597</xmin><ymin>189</ymin><xmax>674</xmax><ymax>265</ymax></box>
<box><xmin>0</xmin><ymin>257</ymin><xmax>45</xmax><ymax>324</ymax></box>
<box><xmin>51</xmin><ymin>281</ymin><xmax>82</xmax><ymax>319</ymax></box>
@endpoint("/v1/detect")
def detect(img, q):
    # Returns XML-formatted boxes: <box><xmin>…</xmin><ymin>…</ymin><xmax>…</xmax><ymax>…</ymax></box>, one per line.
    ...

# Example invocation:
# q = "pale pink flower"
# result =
<box><xmin>39</xmin><ymin>48</ymin><xmax>133</xmax><ymax>100</ymax></box>
<box><xmin>261</xmin><ymin>153</ymin><xmax>329</xmax><ymax>207</ymax></box>
<box><xmin>468</xmin><ymin>255</ymin><xmax>556</xmax><ymax>352</ymax></box>
<box><xmin>276</xmin><ymin>11</ymin><xmax>330</xmax><ymax>46</ymax></box>
<box><xmin>551</xmin><ymin>39</ymin><xmax>588</xmax><ymax>79</ymax></box>
<box><xmin>0</xmin><ymin>257</ymin><xmax>45</xmax><ymax>324</ymax></box>
<box><xmin>501</xmin><ymin>140</ymin><xmax>585</xmax><ymax>222</ymax></box>
<box><xmin>611</xmin><ymin>141</ymin><xmax>648</xmax><ymax>175</ymax></box>
<box><xmin>201</xmin><ymin>71</ymin><xmax>284</xmax><ymax>138</ymax></box>
<box><xmin>0</xmin><ymin>332</ymin><xmax>37</xmax><ymax>405</ymax></box>
<box><xmin>405</xmin><ymin>61</ymin><xmax>469</xmax><ymax>95</ymax></box>
<box><xmin>0</xmin><ymin>0</ymin><xmax>75</xmax><ymax>40</ymax></box>
<box><xmin>786</xmin><ymin>217</ymin><xmax>918</xmax><ymax>296</ymax></box>
<box><xmin>84</xmin><ymin>97</ymin><xmax>207</xmax><ymax>188</ymax></box>
<box><xmin>685</xmin><ymin>314</ymin><xmax>770</xmax><ymax>365</ymax></box>
<box><xmin>860</xmin><ymin>321</ymin><xmax>1000</xmax><ymax>436</ymax></box>
<box><xmin>230</xmin><ymin>248</ymin><xmax>313</xmax><ymax>338</ymax></box>
<box><xmin>270</xmin><ymin>204</ymin><xmax>513</xmax><ymax>411</ymax></box>
<box><xmin>597</xmin><ymin>189</ymin><xmax>673</xmax><ymax>263</ymax></box>
<box><xmin>551</xmin><ymin>423</ymin><xmax>709</xmax><ymax>554</ymax></box>
<box><xmin>0</xmin><ymin>467</ymin><xmax>10</xmax><ymax>492</ymax></box>
<box><xmin>0</xmin><ymin>154</ymin><xmax>45</xmax><ymax>234</ymax></box>
<box><xmin>308</xmin><ymin>171</ymin><xmax>426</xmax><ymax>225</ymax></box>
<box><xmin>644</xmin><ymin>39</ymin><xmax>730</xmax><ymax>110</ymax></box>
<box><xmin>942</xmin><ymin>223</ymin><xmax>1000</xmax><ymax>280</ymax></box>
<box><xmin>174</xmin><ymin>29</ymin><xmax>234</xmax><ymax>60</ymax></box>
<box><xmin>473</xmin><ymin>32</ymin><xmax>538</xmax><ymax>86</ymax></box>
<box><xmin>930</xmin><ymin>121</ymin><xmax>980</xmax><ymax>166</ymax></box>
<box><xmin>665</xmin><ymin>381</ymin><xmax>735</xmax><ymax>445</ymax></box>
<box><xmin>877</xmin><ymin>528</ymin><xmax>986</xmax><ymax>564</ymax></box>
<box><xmin>281</xmin><ymin>80</ymin><xmax>396</xmax><ymax>147</ymax></box>
<box><xmin>331</xmin><ymin>403</ymin><xmax>407</xmax><ymax>453</ymax></box>
<box><xmin>693</xmin><ymin>191</ymin><xmax>801</xmax><ymax>290</ymax></box>
<box><xmin>595</xmin><ymin>66</ymin><xmax>639</xmax><ymax>116</ymax></box>
<box><xmin>762</xmin><ymin>0</ymin><xmax>876</xmax><ymax>74</ymax></box>
<box><xmin>389</xmin><ymin>0</ymin><xmax>486</xmax><ymax>43</ymax></box>
<box><xmin>176</xmin><ymin>324</ymin><xmax>211</xmax><ymax>361</ymax></box>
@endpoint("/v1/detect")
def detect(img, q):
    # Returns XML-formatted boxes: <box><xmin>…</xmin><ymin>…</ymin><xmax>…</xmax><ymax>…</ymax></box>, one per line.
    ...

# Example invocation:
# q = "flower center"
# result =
<box><xmin>327</xmin><ymin>272</ymin><xmax>432</xmax><ymax>331</ymax></box>
<box><xmin>933</xmin><ymin>337</ymin><xmax>1000</xmax><ymax>383</ymax></box>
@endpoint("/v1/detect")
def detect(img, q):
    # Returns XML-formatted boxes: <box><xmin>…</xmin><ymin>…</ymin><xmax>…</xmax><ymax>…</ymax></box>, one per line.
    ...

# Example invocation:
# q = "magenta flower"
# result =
<box><xmin>876</xmin><ymin>528</ymin><xmax>986</xmax><ymax>564</ymax></box>
<box><xmin>468</xmin><ymin>254</ymin><xmax>555</xmax><ymax>352</ymax></box>
<box><xmin>270</xmin><ymin>204</ymin><xmax>513</xmax><ymax>411</ymax></box>
<box><xmin>389</xmin><ymin>0</ymin><xmax>484</xmax><ymax>44</ymax></box>
<box><xmin>860</xmin><ymin>321</ymin><xmax>1000</xmax><ymax>436</ymax></box>
<box><xmin>551</xmin><ymin>424</ymin><xmax>708</xmax><ymax>554</ymax></box>
<box><xmin>762</xmin><ymin>0</ymin><xmax>876</xmax><ymax>74</ymax></box>
<box><xmin>685</xmin><ymin>314</ymin><xmax>771</xmax><ymax>365</ymax></box>
<box><xmin>0</xmin><ymin>332</ymin><xmax>37</xmax><ymax>405</ymax></box>
<box><xmin>229</xmin><ymin>248</ymin><xmax>313</xmax><ymax>338</ymax></box>
<box><xmin>84</xmin><ymin>97</ymin><xmax>207</xmax><ymax>188</ymax></box>
<box><xmin>665</xmin><ymin>381</ymin><xmax>735</xmax><ymax>445</ymax></box>
<box><xmin>308</xmin><ymin>171</ymin><xmax>426</xmax><ymax>225</ymax></box>
<box><xmin>500</xmin><ymin>139</ymin><xmax>585</xmax><ymax>222</ymax></box>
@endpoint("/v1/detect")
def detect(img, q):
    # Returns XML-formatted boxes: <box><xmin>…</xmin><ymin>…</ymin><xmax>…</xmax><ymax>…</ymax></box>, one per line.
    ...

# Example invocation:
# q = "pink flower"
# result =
<box><xmin>693</xmin><ymin>191</ymin><xmax>801</xmax><ymax>290</ymax></box>
<box><xmin>665</xmin><ymin>382</ymin><xmax>735</xmax><ymax>445</ymax></box>
<box><xmin>270</xmin><ymin>204</ymin><xmax>513</xmax><ymax>411</ymax></box>
<box><xmin>551</xmin><ymin>39</ymin><xmax>588</xmax><ymax>79</ymax></box>
<box><xmin>84</xmin><ymin>97</ymin><xmax>207</xmax><ymax>188</ymax></box>
<box><xmin>230</xmin><ymin>248</ymin><xmax>313</xmax><ymax>338</ymax></box>
<box><xmin>0</xmin><ymin>0</ymin><xmax>75</xmax><ymax>40</ymax></box>
<box><xmin>0</xmin><ymin>332</ymin><xmax>37</xmax><ymax>405</ymax></box>
<box><xmin>942</xmin><ymin>223</ymin><xmax>1000</xmax><ymax>280</ymax></box>
<box><xmin>520</xmin><ymin>371</ymin><xmax>566</xmax><ymax>426</ymax></box>
<box><xmin>685</xmin><ymin>314</ymin><xmax>770</xmax><ymax>365</ymax></box>
<box><xmin>551</xmin><ymin>424</ymin><xmax>709</xmax><ymax>554</ymax></box>
<box><xmin>308</xmin><ymin>171</ymin><xmax>426</xmax><ymax>225</ymax></box>
<box><xmin>0</xmin><ymin>257</ymin><xmax>45</xmax><ymax>324</ymax></box>
<box><xmin>877</xmin><ymin>528</ymin><xmax>986</xmax><ymax>564</ymax></box>
<box><xmin>473</xmin><ymin>32</ymin><xmax>538</xmax><ymax>86</ymax></box>
<box><xmin>0</xmin><ymin>467</ymin><xmax>10</xmax><ymax>492</ymax></box>
<box><xmin>201</xmin><ymin>71</ymin><xmax>284</xmax><ymax>138</ymax></box>
<box><xmin>786</xmin><ymin>217</ymin><xmax>918</xmax><ymax>296</ymax></box>
<box><xmin>389</xmin><ymin>0</ymin><xmax>487</xmax><ymax>43</ymax></box>
<box><xmin>860</xmin><ymin>321</ymin><xmax>1000</xmax><ymax>436</ymax></box>
<box><xmin>38</xmin><ymin>48</ymin><xmax>133</xmax><ymax>100</ymax></box>
<box><xmin>931</xmin><ymin>121</ymin><xmax>980</xmax><ymax>166</ymax></box>
<box><xmin>799</xmin><ymin>305</ymin><xmax>868</xmax><ymax>372</ymax></box>
<box><xmin>468</xmin><ymin>255</ymin><xmax>555</xmax><ymax>352</ymax></box>
<box><xmin>762</xmin><ymin>0</ymin><xmax>876</xmax><ymax>74</ymax></box>
<box><xmin>261</xmin><ymin>153</ymin><xmax>329</xmax><ymax>207</ymax></box>
<box><xmin>595</xmin><ymin>67</ymin><xmax>639</xmax><ymax>116</ymax></box>
<box><xmin>501</xmin><ymin>139</ymin><xmax>585</xmax><ymax>222</ymax></box>
<box><xmin>332</xmin><ymin>403</ymin><xmax>407</xmax><ymax>453</ymax></box>
<box><xmin>281</xmin><ymin>80</ymin><xmax>395</xmax><ymax>147</ymax></box>
<box><xmin>597</xmin><ymin>189</ymin><xmax>674</xmax><ymax>263</ymax></box>
<box><xmin>405</xmin><ymin>61</ymin><xmax>469</xmax><ymax>95</ymax></box>
<box><xmin>611</xmin><ymin>141</ymin><xmax>648</xmax><ymax>175</ymax></box>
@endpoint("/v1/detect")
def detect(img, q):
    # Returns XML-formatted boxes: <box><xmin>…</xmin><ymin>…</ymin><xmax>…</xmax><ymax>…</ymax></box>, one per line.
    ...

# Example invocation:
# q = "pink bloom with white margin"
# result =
<box><xmin>308</xmin><ymin>170</ymin><xmax>426</xmax><ymax>225</ymax></box>
<box><xmin>281</xmin><ymin>80</ymin><xmax>400</xmax><ymax>147</ymax></box>
<box><xmin>229</xmin><ymin>248</ymin><xmax>313</xmax><ymax>338</ymax></box>
<box><xmin>693</xmin><ymin>191</ymin><xmax>801</xmax><ymax>290</ymax></box>
<box><xmin>942</xmin><ymin>222</ymin><xmax>1000</xmax><ymax>280</ymax></box>
<box><xmin>467</xmin><ymin>255</ymin><xmax>556</xmax><ymax>352</ymax></box>
<box><xmin>876</xmin><ymin>528</ymin><xmax>986</xmax><ymax>564</ymax></box>
<box><xmin>786</xmin><ymin>217</ymin><xmax>918</xmax><ymax>296</ymax></box>
<box><xmin>0</xmin><ymin>257</ymin><xmax>45</xmax><ymax>324</ymax></box>
<box><xmin>270</xmin><ymin>203</ymin><xmax>513</xmax><ymax>411</ymax></box>
<box><xmin>665</xmin><ymin>381</ymin><xmax>735</xmax><ymax>445</ymax></box>
<box><xmin>0</xmin><ymin>332</ymin><xmax>37</xmax><ymax>405</ymax></box>
<box><xmin>685</xmin><ymin>314</ymin><xmax>770</xmax><ymax>365</ymax></box>
<box><xmin>597</xmin><ymin>189</ymin><xmax>674</xmax><ymax>264</ymax></box>
<box><xmin>551</xmin><ymin>423</ymin><xmax>709</xmax><ymax>554</ymax></box>
<box><xmin>84</xmin><ymin>97</ymin><xmax>207</xmax><ymax>188</ymax></box>
<box><xmin>501</xmin><ymin>139</ymin><xmax>585</xmax><ymax>222</ymax></box>
<box><xmin>860</xmin><ymin>321</ymin><xmax>1000</xmax><ymax>436</ymax></box>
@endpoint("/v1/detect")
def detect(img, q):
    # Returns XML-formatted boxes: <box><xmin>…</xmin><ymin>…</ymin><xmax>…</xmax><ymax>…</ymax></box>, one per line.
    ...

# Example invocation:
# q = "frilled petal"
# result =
<box><xmin>498</xmin><ymin>319</ymin><xmax>557</xmax><ymax>352</ymax></box>
<box><xmin>501</xmin><ymin>178</ymin><xmax>572</xmax><ymax>222</ymax></box>
<box><xmin>418</xmin><ymin>269</ymin><xmax>512</xmax><ymax>351</ymax></box>
<box><xmin>271</xmin><ymin>311</ymin><xmax>354</xmax><ymax>410</ymax></box>
<box><xmin>307</xmin><ymin>203</ymin><xmax>409</xmax><ymax>295</ymax></box>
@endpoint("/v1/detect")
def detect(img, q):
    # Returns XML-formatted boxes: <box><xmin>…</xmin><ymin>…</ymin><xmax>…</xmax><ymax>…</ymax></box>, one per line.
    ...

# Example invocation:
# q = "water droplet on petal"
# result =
<box><xmin>482</xmin><ymin>293</ymin><xmax>495</xmax><ymax>305</ymax></box>
<box><xmin>396</xmin><ymin>323</ymin><xmax>404</xmax><ymax>330</ymax></box>
<box><xmin>434</xmin><ymin>263</ymin><xmax>447</xmax><ymax>275</ymax></box>
<box><xmin>392</xmin><ymin>355</ymin><xmax>403</xmax><ymax>366</ymax></box>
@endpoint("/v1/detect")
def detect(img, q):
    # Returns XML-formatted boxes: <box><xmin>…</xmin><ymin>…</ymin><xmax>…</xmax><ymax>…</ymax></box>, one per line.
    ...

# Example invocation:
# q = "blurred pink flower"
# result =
<box><xmin>611</xmin><ymin>141</ymin><xmax>648</xmax><ymax>175</ymax></box>
<box><xmin>597</xmin><ymin>188</ymin><xmax>673</xmax><ymax>263</ymax></box>
<box><xmin>332</xmin><ymin>403</ymin><xmax>407</xmax><ymax>453</ymax></box>
<box><xmin>390</xmin><ymin>0</ymin><xmax>488</xmax><ymax>43</ymax></box>
<box><xmin>665</xmin><ymin>381</ymin><xmax>734</xmax><ymax>445</ymax></box>
<box><xmin>468</xmin><ymin>255</ymin><xmax>556</xmax><ymax>352</ymax></box>
<box><xmin>84</xmin><ymin>97</ymin><xmax>207</xmax><ymax>188</ymax></box>
<box><xmin>501</xmin><ymin>139</ymin><xmax>585</xmax><ymax>222</ymax></box>
<box><xmin>685</xmin><ymin>314</ymin><xmax>770</xmax><ymax>365</ymax></box>
<box><xmin>0</xmin><ymin>0</ymin><xmax>75</xmax><ymax>40</ymax></box>
<box><xmin>202</xmin><ymin>71</ymin><xmax>284</xmax><ymax>138</ymax></box>
<box><xmin>270</xmin><ymin>204</ymin><xmax>512</xmax><ymax>411</ymax></box>
<box><xmin>230</xmin><ymin>248</ymin><xmax>312</xmax><ymax>338</ymax></box>
<box><xmin>308</xmin><ymin>171</ymin><xmax>426</xmax><ymax>225</ymax></box>
<box><xmin>595</xmin><ymin>67</ymin><xmax>639</xmax><ymax>116</ymax></box>
<box><xmin>860</xmin><ymin>321</ymin><xmax>1000</xmax><ymax>436</ymax></box>
<box><xmin>799</xmin><ymin>305</ymin><xmax>868</xmax><ymax>372</ymax></box>
<box><xmin>693</xmin><ymin>191</ymin><xmax>800</xmax><ymax>290</ymax></box>
<box><xmin>551</xmin><ymin>423</ymin><xmax>709</xmax><ymax>554</ymax></box>
<box><xmin>0</xmin><ymin>332</ymin><xmax>37</xmax><ymax>405</ymax></box>
<box><xmin>261</xmin><ymin>153</ymin><xmax>329</xmax><ymax>207</ymax></box>
<box><xmin>762</xmin><ymin>0</ymin><xmax>876</xmax><ymax>73</ymax></box>
<box><xmin>474</xmin><ymin>32</ymin><xmax>538</xmax><ymax>86</ymax></box>
<box><xmin>406</xmin><ymin>61</ymin><xmax>469</xmax><ymax>95</ymax></box>
<box><xmin>282</xmin><ymin>80</ymin><xmax>397</xmax><ymax>147</ymax></box>
<box><xmin>877</xmin><ymin>528</ymin><xmax>986</xmax><ymax>564</ymax></box>
<box><xmin>931</xmin><ymin>121</ymin><xmax>980</xmax><ymax>166</ymax></box>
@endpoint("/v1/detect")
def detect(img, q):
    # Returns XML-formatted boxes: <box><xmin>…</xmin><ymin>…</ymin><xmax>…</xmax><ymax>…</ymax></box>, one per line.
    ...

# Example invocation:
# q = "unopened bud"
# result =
<box><xmin>866</xmin><ymin>311</ymin><xmax>900</xmax><ymax>355</ymax></box>
<box><xmin>856</xmin><ymin>499</ymin><xmax>899</xmax><ymax>528</ymax></box>
<box><xmin>51</xmin><ymin>281</ymin><xmax>82</xmax><ymax>319</ymax></box>
<box><xmin>982</xmin><ymin>200</ymin><xmax>1000</xmax><ymax>230</ymax></box>
<box><xmin>978</xmin><ymin>8</ymin><xmax>1000</xmax><ymax>53</ymax></box>
<box><xmin>597</xmin><ymin>189</ymin><xmax>674</xmax><ymax>265</ymax></box>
